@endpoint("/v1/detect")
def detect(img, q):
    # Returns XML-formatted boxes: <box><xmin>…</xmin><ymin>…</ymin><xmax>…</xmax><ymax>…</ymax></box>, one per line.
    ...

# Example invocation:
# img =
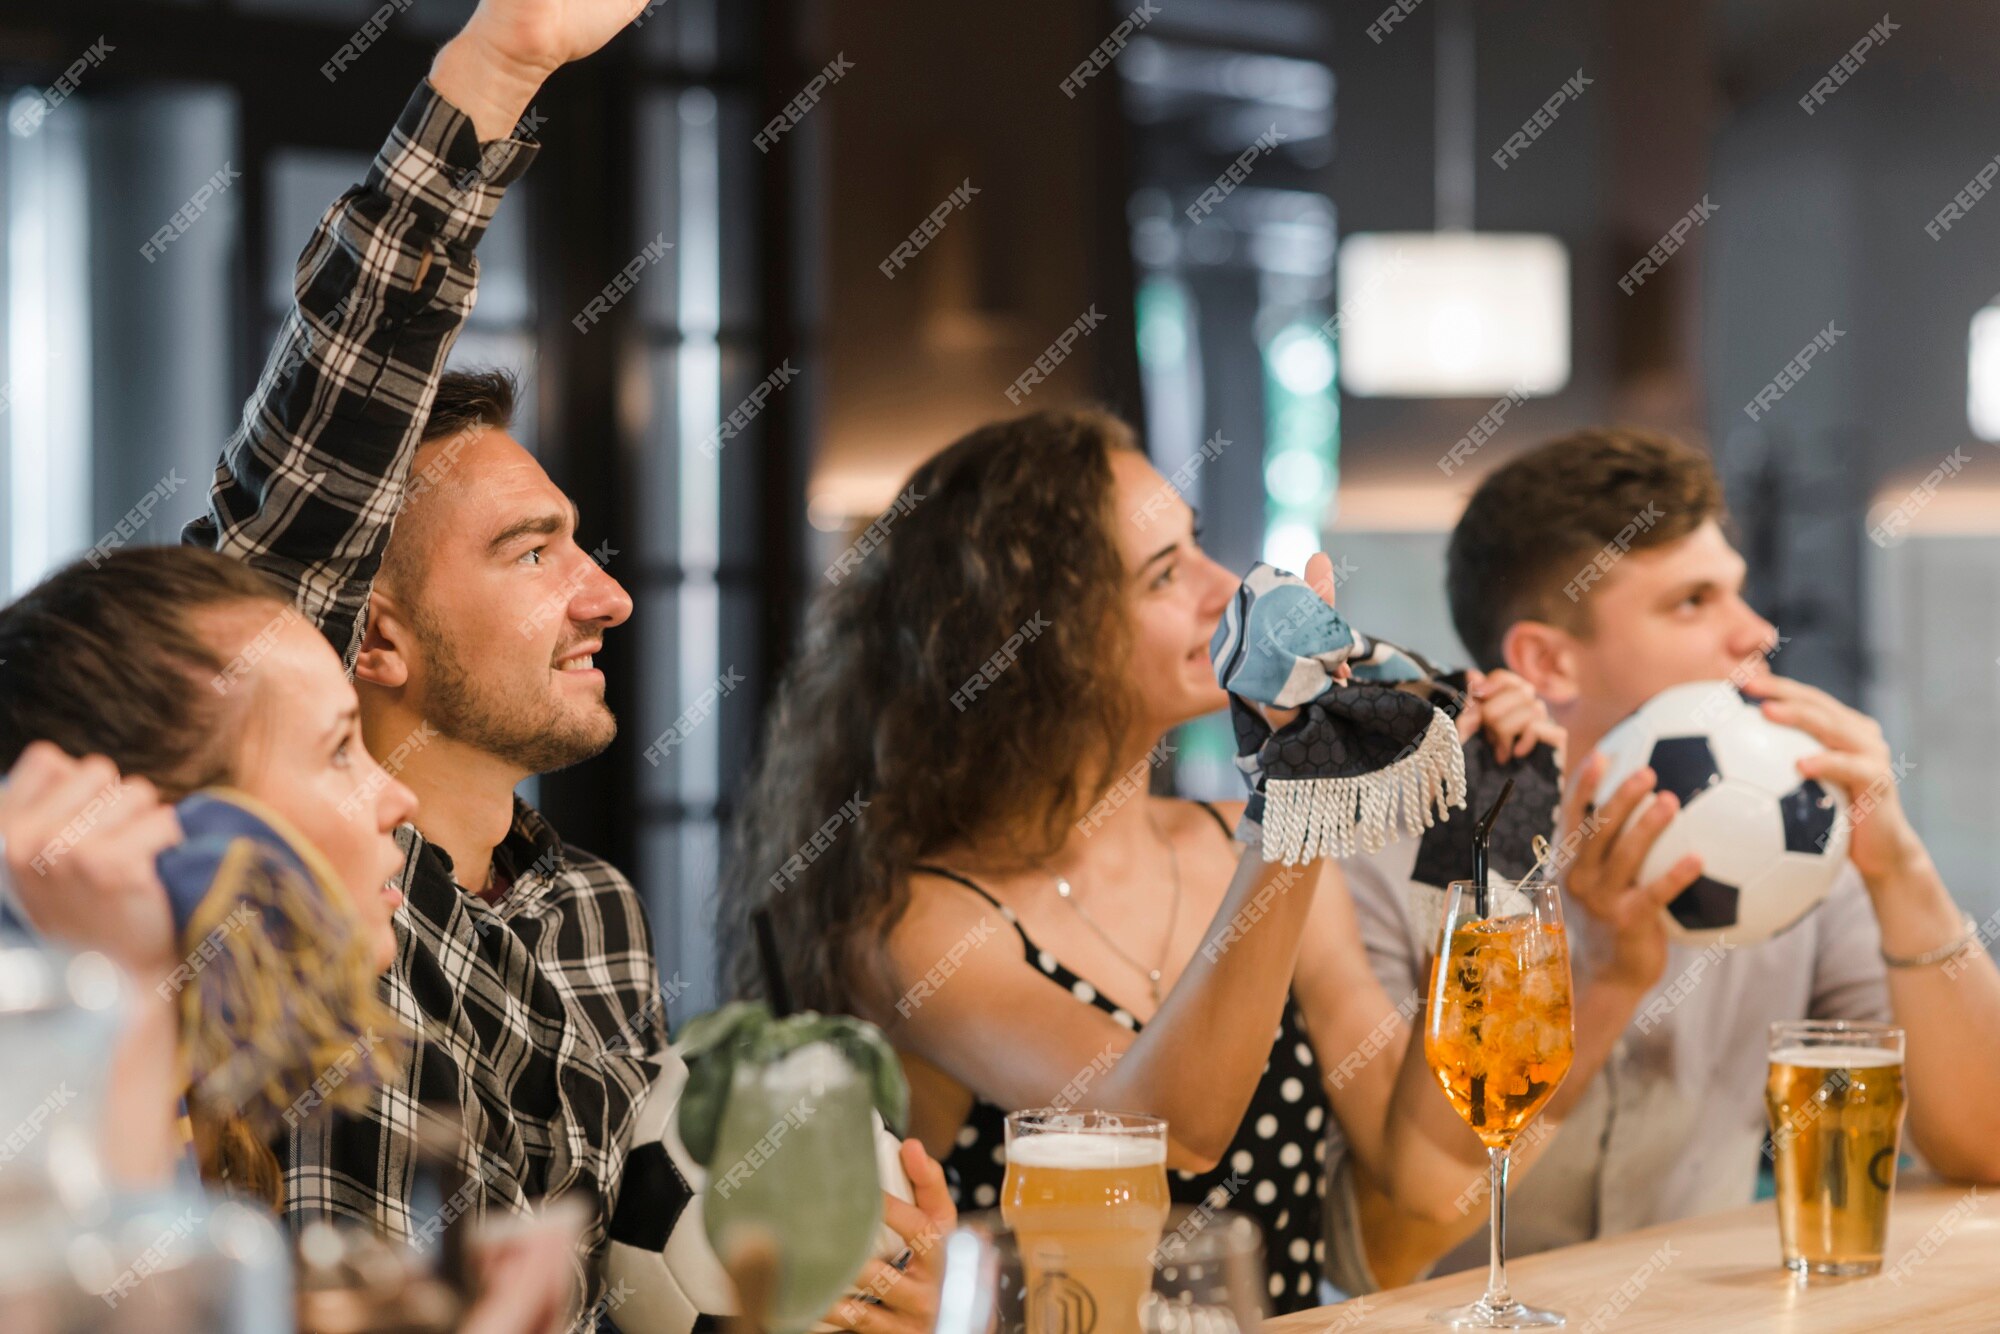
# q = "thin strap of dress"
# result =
<box><xmin>1192</xmin><ymin>799</ymin><xmax>1236</xmax><ymax>841</ymax></box>
<box><xmin>911</xmin><ymin>863</ymin><xmax>1032</xmax><ymax>951</ymax></box>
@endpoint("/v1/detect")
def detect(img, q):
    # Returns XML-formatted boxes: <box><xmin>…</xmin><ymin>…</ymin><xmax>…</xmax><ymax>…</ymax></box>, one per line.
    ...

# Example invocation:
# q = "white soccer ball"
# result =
<box><xmin>1592</xmin><ymin>680</ymin><xmax>1848</xmax><ymax>946</ymax></box>
<box><xmin>604</xmin><ymin>1053</ymin><xmax>914</xmax><ymax>1334</ymax></box>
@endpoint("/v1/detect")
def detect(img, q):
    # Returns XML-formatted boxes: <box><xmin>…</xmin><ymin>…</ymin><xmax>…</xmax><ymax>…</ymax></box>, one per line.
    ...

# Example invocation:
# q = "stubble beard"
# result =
<box><xmin>412</xmin><ymin>609</ymin><xmax>617</xmax><ymax>776</ymax></box>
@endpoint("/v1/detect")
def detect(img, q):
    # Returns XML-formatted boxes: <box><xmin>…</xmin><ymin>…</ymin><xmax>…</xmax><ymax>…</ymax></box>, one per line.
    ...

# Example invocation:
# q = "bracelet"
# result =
<box><xmin>1881</xmin><ymin>913</ymin><xmax>1981</xmax><ymax>969</ymax></box>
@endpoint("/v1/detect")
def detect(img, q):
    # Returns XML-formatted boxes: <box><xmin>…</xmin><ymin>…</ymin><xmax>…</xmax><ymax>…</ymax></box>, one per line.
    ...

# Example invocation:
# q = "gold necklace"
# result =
<box><xmin>1051</xmin><ymin>812</ymin><xmax>1183</xmax><ymax>1004</ymax></box>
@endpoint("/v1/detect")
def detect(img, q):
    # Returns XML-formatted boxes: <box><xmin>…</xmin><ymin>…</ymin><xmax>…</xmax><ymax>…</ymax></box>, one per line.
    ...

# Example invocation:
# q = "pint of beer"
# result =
<box><xmin>1765</xmin><ymin>1021</ymin><xmax>1906</xmax><ymax>1277</ymax></box>
<box><xmin>1001</xmin><ymin>1110</ymin><xmax>1170</xmax><ymax>1334</ymax></box>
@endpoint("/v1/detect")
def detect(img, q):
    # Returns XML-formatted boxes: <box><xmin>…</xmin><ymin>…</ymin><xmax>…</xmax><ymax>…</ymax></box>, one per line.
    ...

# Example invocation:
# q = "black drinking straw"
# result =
<box><xmin>1471</xmin><ymin>777</ymin><xmax>1517</xmax><ymax>918</ymax></box>
<box><xmin>753</xmin><ymin>907</ymin><xmax>795</xmax><ymax>1018</ymax></box>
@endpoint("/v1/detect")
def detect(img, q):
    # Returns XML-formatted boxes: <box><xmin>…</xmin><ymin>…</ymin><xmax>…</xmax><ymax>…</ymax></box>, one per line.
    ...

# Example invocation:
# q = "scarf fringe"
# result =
<box><xmin>180</xmin><ymin>836</ymin><xmax>406</xmax><ymax>1138</ymax></box>
<box><xmin>1259</xmin><ymin>710</ymin><xmax>1468</xmax><ymax>863</ymax></box>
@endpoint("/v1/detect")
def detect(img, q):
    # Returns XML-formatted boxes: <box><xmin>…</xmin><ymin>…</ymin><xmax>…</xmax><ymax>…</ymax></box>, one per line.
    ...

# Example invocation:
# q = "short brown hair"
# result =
<box><xmin>0</xmin><ymin>545</ymin><xmax>290</xmax><ymax>790</ymax></box>
<box><xmin>423</xmin><ymin>367</ymin><xmax>516</xmax><ymax>446</ymax></box>
<box><xmin>1446</xmin><ymin>428</ymin><xmax>1725</xmax><ymax>669</ymax></box>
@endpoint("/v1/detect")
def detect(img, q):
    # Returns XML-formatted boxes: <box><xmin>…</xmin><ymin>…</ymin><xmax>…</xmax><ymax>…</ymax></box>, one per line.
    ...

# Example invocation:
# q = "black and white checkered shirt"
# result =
<box><xmin>183</xmin><ymin>81</ymin><xmax>685</xmax><ymax>1299</ymax></box>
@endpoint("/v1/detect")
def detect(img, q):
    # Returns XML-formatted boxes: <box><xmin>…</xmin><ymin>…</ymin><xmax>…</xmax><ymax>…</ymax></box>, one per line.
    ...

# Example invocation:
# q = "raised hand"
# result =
<box><xmin>432</xmin><ymin>0</ymin><xmax>651</xmax><ymax>140</ymax></box>
<box><xmin>1261</xmin><ymin>551</ymin><xmax>1351</xmax><ymax>731</ymax></box>
<box><xmin>462</xmin><ymin>0</ymin><xmax>651</xmax><ymax>80</ymax></box>
<box><xmin>1</xmin><ymin>742</ymin><xmax>178</xmax><ymax>985</ymax></box>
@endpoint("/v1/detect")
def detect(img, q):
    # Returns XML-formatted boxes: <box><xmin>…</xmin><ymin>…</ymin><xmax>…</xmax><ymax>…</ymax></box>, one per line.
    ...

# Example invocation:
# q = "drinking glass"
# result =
<box><xmin>1765</xmin><ymin>1020</ymin><xmax>1906</xmax><ymax>1277</ymax></box>
<box><xmin>1146</xmin><ymin>1206</ymin><xmax>1267</xmax><ymax>1333</ymax></box>
<box><xmin>1424</xmin><ymin>880</ymin><xmax>1575</xmax><ymax>1328</ymax></box>
<box><xmin>1001</xmin><ymin>1109</ymin><xmax>1172</xmax><ymax>1334</ymax></box>
<box><xmin>701</xmin><ymin>1038</ymin><xmax>883</xmax><ymax>1333</ymax></box>
<box><xmin>0</xmin><ymin>932</ymin><xmax>293</xmax><ymax>1331</ymax></box>
<box><xmin>933</xmin><ymin>1205</ymin><xmax>1266</xmax><ymax>1334</ymax></box>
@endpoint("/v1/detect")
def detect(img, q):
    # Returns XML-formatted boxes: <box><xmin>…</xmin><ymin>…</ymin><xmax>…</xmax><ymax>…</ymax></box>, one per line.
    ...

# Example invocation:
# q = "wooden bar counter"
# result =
<box><xmin>1266</xmin><ymin>1179</ymin><xmax>1996</xmax><ymax>1332</ymax></box>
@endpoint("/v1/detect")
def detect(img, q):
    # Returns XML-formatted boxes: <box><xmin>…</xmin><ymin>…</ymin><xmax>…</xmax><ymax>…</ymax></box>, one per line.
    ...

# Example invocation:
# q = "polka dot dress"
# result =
<box><xmin>923</xmin><ymin>838</ymin><xmax>1331</xmax><ymax>1313</ymax></box>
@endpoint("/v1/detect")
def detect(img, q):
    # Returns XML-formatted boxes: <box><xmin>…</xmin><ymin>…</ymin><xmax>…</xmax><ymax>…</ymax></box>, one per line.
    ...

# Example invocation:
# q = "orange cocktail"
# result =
<box><xmin>1422</xmin><ymin>880</ymin><xmax>1574</xmax><ymax>1330</ymax></box>
<box><xmin>1425</xmin><ymin>914</ymin><xmax>1574</xmax><ymax>1148</ymax></box>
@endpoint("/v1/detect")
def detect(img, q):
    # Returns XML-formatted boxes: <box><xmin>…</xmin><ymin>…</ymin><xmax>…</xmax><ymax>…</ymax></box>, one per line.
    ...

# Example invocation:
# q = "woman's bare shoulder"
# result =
<box><xmin>887</xmin><ymin>865</ymin><xmax>1018</xmax><ymax>959</ymax></box>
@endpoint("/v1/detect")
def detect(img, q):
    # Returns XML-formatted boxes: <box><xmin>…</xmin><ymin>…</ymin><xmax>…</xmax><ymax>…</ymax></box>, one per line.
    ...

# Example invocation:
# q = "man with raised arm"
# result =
<box><xmin>182</xmin><ymin>0</ymin><xmax>665</xmax><ymax>1295</ymax></box>
<box><xmin>181</xmin><ymin>6</ymin><xmax>963</xmax><ymax>1324</ymax></box>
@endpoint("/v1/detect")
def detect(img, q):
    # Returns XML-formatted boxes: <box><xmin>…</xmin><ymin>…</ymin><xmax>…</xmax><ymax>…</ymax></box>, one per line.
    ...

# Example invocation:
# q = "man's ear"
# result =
<box><xmin>355</xmin><ymin>587</ymin><xmax>412</xmax><ymax>689</ymax></box>
<box><xmin>1500</xmin><ymin>619</ymin><xmax>1581</xmax><ymax>707</ymax></box>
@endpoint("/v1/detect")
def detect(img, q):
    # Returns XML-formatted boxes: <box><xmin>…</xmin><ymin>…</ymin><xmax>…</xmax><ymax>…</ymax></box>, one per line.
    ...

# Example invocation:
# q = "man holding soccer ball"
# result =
<box><xmin>1328</xmin><ymin>428</ymin><xmax>2000</xmax><ymax>1289</ymax></box>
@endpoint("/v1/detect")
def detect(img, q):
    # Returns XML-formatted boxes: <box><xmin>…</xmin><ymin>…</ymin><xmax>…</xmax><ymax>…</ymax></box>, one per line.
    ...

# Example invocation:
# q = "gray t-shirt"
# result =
<box><xmin>1326</xmin><ymin>836</ymin><xmax>1891</xmax><ymax>1286</ymax></box>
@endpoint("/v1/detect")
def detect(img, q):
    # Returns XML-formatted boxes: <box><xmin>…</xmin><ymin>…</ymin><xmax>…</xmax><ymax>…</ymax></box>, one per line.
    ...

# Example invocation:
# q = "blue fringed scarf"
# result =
<box><xmin>1211</xmin><ymin>563</ymin><xmax>1470</xmax><ymax>862</ymax></box>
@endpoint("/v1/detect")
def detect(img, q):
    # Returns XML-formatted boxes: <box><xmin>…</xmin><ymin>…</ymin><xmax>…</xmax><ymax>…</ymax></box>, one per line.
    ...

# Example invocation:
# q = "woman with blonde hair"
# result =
<box><xmin>0</xmin><ymin>544</ymin><xmax>415</xmax><ymax>1197</ymax></box>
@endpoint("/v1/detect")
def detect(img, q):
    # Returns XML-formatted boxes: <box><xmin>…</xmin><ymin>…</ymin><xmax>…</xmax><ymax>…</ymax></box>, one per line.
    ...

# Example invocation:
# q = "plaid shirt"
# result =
<box><xmin>183</xmin><ymin>82</ymin><xmax>681</xmax><ymax>1298</ymax></box>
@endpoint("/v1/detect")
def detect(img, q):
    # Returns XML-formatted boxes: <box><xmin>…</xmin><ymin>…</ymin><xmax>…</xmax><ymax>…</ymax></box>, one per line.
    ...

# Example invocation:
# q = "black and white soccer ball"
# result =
<box><xmin>604</xmin><ymin>1053</ymin><xmax>914</xmax><ymax>1334</ymax></box>
<box><xmin>1592</xmin><ymin>680</ymin><xmax>1848</xmax><ymax>946</ymax></box>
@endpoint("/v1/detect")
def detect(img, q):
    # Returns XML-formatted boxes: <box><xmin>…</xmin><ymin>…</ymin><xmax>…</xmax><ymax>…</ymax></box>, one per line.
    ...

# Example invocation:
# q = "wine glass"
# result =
<box><xmin>1424</xmin><ymin>879</ymin><xmax>1574</xmax><ymax>1328</ymax></box>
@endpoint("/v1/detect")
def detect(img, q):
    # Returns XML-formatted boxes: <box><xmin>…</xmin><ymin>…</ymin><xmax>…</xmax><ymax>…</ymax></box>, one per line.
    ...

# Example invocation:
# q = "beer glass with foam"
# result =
<box><xmin>1765</xmin><ymin>1020</ymin><xmax>1906</xmax><ymax>1277</ymax></box>
<box><xmin>1002</xmin><ymin>1109</ymin><xmax>1170</xmax><ymax>1334</ymax></box>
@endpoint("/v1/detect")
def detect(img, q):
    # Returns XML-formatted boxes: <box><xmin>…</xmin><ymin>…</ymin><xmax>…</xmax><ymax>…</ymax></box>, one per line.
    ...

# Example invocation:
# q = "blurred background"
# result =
<box><xmin>1</xmin><ymin>0</ymin><xmax>1997</xmax><ymax>1010</ymax></box>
